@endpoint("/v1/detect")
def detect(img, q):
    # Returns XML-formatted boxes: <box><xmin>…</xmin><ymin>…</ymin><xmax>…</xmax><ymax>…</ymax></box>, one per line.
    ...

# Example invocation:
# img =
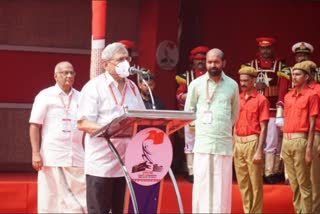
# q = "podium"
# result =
<box><xmin>91</xmin><ymin>109</ymin><xmax>195</xmax><ymax>214</ymax></box>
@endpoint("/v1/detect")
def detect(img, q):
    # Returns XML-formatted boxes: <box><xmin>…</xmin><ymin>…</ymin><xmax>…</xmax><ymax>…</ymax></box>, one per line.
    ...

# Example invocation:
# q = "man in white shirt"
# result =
<box><xmin>77</xmin><ymin>42</ymin><xmax>145</xmax><ymax>214</ymax></box>
<box><xmin>29</xmin><ymin>61</ymin><xmax>86</xmax><ymax>213</ymax></box>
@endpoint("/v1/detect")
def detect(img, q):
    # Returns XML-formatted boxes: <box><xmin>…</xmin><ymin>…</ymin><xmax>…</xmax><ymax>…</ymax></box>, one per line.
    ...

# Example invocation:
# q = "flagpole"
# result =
<box><xmin>90</xmin><ymin>0</ymin><xmax>106</xmax><ymax>79</ymax></box>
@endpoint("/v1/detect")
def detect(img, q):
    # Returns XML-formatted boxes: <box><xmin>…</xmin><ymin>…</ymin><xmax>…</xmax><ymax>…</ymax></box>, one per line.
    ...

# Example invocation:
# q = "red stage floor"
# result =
<box><xmin>0</xmin><ymin>173</ymin><xmax>294</xmax><ymax>213</ymax></box>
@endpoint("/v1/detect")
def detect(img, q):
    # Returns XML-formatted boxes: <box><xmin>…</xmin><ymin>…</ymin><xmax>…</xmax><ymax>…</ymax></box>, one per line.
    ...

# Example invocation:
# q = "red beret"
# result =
<box><xmin>256</xmin><ymin>37</ymin><xmax>276</xmax><ymax>47</ymax></box>
<box><xmin>119</xmin><ymin>40</ymin><xmax>135</xmax><ymax>49</ymax></box>
<box><xmin>190</xmin><ymin>46</ymin><xmax>209</xmax><ymax>60</ymax></box>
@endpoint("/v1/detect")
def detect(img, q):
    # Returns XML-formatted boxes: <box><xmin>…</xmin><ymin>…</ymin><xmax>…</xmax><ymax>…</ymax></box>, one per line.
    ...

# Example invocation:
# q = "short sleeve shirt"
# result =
<box><xmin>309</xmin><ymin>82</ymin><xmax>320</xmax><ymax>131</ymax></box>
<box><xmin>235</xmin><ymin>89</ymin><xmax>270</xmax><ymax>136</ymax></box>
<box><xmin>77</xmin><ymin>72</ymin><xmax>146</xmax><ymax>177</ymax></box>
<box><xmin>29</xmin><ymin>84</ymin><xmax>84</xmax><ymax>167</ymax></box>
<box><xmin>283</xmin><ymin>86</ymin><xmax>319</xmax><ymax>133</ymax></box>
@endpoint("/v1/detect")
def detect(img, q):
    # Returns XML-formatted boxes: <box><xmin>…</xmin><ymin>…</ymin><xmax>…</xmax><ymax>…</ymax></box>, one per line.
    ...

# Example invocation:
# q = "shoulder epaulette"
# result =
<box><xmin>240</xmin><ymin>63</ymin><xmax>252</xmax><ymax>69</ymax></box>
<box><xmin>277</xmin><ymin>66</ymin><xmax>291</xmax><ymax>80</ymax></box>
<box><xmin>176</xmin><ymin>75</ymin><xmax>187</xmax><ymax>85</ymax></box>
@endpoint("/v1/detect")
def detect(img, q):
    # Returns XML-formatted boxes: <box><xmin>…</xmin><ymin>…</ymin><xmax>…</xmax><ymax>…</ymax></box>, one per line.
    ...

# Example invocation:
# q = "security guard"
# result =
<box><xmin>281</xmin><ymin>60</ymin><xmax>319</xmax><ymax>213</ymax></box>
<box><xmin>305</xmin><ymin>60</ymin><xmax>320</xmax><ymax>213</ymax></box>
<box><xmin>234</xmin><ymin>66</ymin><xmax>270</xmax><ymax>213</ymax></box>
<box><xmin>176</xmin><ymin>46</ymin><xmax>209</xmax><ymax>182</ymax></box>
<box><xmin>241</xmin><ymin>37</ymin><xmax>291</xmax><ymax>183</ymax></box>
<box><xmin>292</xmin><ymin>42</ymin><xmax>314</xmax><ymax>63</ymax></box>
<box><xmin>280</xmin><ymin>42</ymin><xmax>317</xmax><ymax>185</ymax></box>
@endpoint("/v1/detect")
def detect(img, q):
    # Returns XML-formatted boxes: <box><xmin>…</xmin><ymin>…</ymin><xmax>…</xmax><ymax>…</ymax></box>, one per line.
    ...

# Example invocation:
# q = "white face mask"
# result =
<box><xmin>115</xmin><ymin>60</ymin><xmax>130</xmax><ymax>78</ymax></box>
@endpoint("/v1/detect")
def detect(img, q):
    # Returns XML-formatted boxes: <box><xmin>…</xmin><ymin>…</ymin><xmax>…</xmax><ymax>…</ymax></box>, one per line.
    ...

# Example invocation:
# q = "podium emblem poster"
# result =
<box><xmin>125</xmin><ymin>127</ymin><xmax>173</xmax><ymax>186</ymax></box>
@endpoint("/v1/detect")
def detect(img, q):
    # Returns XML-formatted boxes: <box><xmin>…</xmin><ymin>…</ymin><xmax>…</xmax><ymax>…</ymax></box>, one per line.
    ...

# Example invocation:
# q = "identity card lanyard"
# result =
<box><xmin>60</xmin><ymin>92</ymin><xmax>73</xmax><ymax>133</ymax></box>
<box><xmin>109</xmin><ymin>83</ymin><xmax>128</xmax><ymax>106</ymax></box>
<box><xmin>203</xmin><ymin>80</ymin><xmax>218</xmax><ymax>124</ymax></box>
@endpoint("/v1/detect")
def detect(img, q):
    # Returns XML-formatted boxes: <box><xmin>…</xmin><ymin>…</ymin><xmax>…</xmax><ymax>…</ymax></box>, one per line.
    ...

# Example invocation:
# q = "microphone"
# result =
<box><xmin>128</xmin><ymin>65</ymin><xmax>149</xmax><ymax>75</ymax></box>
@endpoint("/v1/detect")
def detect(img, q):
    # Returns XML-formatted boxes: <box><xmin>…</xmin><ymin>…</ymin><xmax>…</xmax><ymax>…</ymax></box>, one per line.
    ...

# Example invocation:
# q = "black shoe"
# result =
<box><xmin>185</xmin><ymin>175</ymin><xmax>194</xmax><ymax>183</ymax></box>
<box><xmin>263</xmin><ymin>175</ymin><xmax>276</xmax><ymax>184</ymax></box>
<box><xmin>273</xmin><ymin>173</ymin><xmax>284</xmax><ymax>183</ymax></box>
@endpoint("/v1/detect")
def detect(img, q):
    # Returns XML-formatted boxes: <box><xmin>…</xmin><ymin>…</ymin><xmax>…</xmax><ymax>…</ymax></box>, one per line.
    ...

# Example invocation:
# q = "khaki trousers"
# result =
<box><xmin>311</xmin><ymin>134</ymin><xmax>320</xmax><ymax>213</ymax></box>
<box><xmin>281</xmin><ymin>137</ymin><xmax>312</xmax><ymax>213</ymax></box>
<box><xmin>234</xmin><ymin>137</ymin><xmax>263</xmax><ymax>213</ymax></box>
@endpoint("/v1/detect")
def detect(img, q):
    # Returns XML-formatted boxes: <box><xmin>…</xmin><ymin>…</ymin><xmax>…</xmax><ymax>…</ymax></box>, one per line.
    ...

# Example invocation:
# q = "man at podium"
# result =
<box><xmin>77</xmin><ymin>42</ymin><xmax>145</xmax><ymax>214</ymax></box>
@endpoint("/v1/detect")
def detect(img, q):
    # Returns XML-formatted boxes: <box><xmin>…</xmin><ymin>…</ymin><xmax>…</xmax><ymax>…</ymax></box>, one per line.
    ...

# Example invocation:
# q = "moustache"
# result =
<box><xmin>208</xmin><ymin>68</ymin><xmax>221</xmax><ymax>76</ymax></box>
<box><xmin>241</xmin><ymin>85</ymin><xmax>247</xmax><ymax>88</ymax></box>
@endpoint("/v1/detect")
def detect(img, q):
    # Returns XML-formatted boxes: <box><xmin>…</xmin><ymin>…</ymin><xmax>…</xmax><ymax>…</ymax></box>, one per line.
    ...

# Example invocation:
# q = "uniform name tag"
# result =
<box><xmin>202</xmin><ymin>110</ymin><xmax>212</xmax><ymax>124</ymax></box>
<box><xmin>62</xmin><ymin>118</ymin><xmax>72</xmax><ymax>132</ymax></box>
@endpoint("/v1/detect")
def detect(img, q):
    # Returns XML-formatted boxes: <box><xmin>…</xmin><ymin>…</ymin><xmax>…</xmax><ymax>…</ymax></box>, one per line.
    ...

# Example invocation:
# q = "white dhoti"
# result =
<box><xmin>38</xmin><ymin>166</ymin><xmax>87</xmax><ymax>213</ymax></box>
<box><xmin>192</xmin><ymin>153</ymin><xmax>232</xmax><ymax>213</ymax></box>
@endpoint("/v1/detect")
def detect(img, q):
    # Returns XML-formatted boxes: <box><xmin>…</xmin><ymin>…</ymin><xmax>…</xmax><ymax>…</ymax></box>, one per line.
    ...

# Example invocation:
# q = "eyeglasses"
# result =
<box><xmin>111</xmin><ymin>56</ymin><xmax>131</xmax><ymax>63</ymax></box>
<box><xmin>56</xmin><ymin>71</ymin><xmax>76</xmax><ymax>76</ymax></box>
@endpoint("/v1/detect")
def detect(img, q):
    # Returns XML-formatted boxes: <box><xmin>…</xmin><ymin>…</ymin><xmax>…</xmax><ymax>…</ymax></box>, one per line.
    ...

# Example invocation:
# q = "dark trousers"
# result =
<box><xmin>86</xmin><ymin>174</ymin><xmax>126</xmax><ymax>214</ymax></box>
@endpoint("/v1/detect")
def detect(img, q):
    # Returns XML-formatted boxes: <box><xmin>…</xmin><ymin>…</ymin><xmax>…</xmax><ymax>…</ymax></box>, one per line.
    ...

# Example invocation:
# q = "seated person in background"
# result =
<box><xmin>138</xmin><ymin>71</ymin><xmax>166</xmax><ymax>110</ymax></box>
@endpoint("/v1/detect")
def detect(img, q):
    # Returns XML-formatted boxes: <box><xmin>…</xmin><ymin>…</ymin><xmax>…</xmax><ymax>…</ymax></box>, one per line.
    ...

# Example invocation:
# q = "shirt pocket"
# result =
<box><xmin>213</xmin><ymin>95</ymin><xmax>229</xmax><ymax>120</ymax></box>
<box><xmin>296</xmin><ymin>100</ymin><xmax>308</xmax><ymax>118</ymax></box>
<box><xmin>246</xmin><ymin>105</ymin><xmax>258</xmax><ymax>122</ymax></box>
<box><xmin>284</xmin><ymin>99</ymin><xmax>294</xmax><ymax>118</ymax></box>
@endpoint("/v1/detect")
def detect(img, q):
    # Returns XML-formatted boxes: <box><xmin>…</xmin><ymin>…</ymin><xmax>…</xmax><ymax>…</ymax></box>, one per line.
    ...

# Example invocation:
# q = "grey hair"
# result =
<box><xmin>207</xmin><ymin>48</ymin><xmax>225</xmax><ymax>60</ymax></box>
<box><xmin>54</xmin><ymin>61</ymin><xmax>73</xmax><ymax>74</ymax></box>
<box><xmin>101</xmin><ymin>42</ymin><xmax>128</xmax><ymax>61</ymax></box>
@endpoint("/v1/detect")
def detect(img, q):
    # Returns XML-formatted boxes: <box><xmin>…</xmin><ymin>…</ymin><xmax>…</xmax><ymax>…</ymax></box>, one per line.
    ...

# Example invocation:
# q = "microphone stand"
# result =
<box><xmin>130</xmin><ymin>65</ymin><xmax>156</xmax><ymax>110</ymax></box>
<box><xmin>141</xmin><ymin>76</ymin><xmax>156</xmax><ymax>110</ymax></box>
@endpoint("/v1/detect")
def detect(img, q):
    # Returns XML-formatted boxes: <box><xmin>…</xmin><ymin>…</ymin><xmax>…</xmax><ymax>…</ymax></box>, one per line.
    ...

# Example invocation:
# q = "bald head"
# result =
<box><xmin>54</xmin><ymin>61</ymin><xmax>74</xmax><ymax>74</ymax></box>
<box><xmin>206</xmin><ymin>48</ymin><xmax>226</xmax><ymax>78</ymax></box>
<box><xmin>206</xmin><ymin>48</ymin><xmax>224</xmax><ymax>60</ymax></box>
<box><xmin>54</xmin><ymin>61</ymin><xmax>75</xmax><ymax>94</ymax></box>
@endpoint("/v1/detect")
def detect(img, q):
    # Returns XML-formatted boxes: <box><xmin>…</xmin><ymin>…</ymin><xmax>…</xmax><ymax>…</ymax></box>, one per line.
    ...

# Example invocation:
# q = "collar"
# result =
<box><xmin>308</xmin><ymin>81</ymin><xmax>316</xmax><ymax>89</ymax></box>
<box><xmin>291</xmin><ymin>85</ymin><xmax>308</xmax><ymax>97</ymax></box>
<box><xmin>142</xmin><ymin>96</ymin><xmax>151</xmax><ymax>102</ymax></box>
<box><xmin>240</xmin><ymin>88</ymin><xmax>258</xmax><ymax>99</ymax></box>
<box><xmin>206</xmin><ymin>71</ymin><xmax>225</xmax><ymax>82</ymax></box>
<box><xmin>54</xmin><ymin>84</ymin><xmax>74</xmax><ymax>96</ymax></box>
<box><xmin>104</xmin><ymin>71</ymin><xmax>127</xmax><ymax>88</ymax></box>
<box><xmin>256</xmin><ymin>52</ymin><xmax>275</xmax><ymax>61</ymax></box>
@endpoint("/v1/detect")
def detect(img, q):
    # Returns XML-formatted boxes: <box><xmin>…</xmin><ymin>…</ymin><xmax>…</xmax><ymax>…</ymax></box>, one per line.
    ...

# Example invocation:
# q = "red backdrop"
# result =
<box><xmin>197</xmin><ymin>0</ymin><xmax>320</xmax><ymax>82</ymax></box>
<box><xmin>1</xmin><ymin>0</ymin><xmax>320</xmax><ymax>107</ymax></box>
<box><xmin>0</xmin><ymin>50</ymin><xmax>90</xmax><ymax>102</ymax></box>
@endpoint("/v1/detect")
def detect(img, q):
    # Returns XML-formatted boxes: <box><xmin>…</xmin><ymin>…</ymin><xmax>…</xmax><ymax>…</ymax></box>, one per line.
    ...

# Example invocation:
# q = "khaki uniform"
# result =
<box><xmin>234</xmin><ymin>135</ymin><xmax>263</xmax><ymax>213</ymax></box>
<box><xmin>281</xmin><ymin>135</ymin><xmax>312</xmax><ymax>213</ymax></box>
<box><xmin>311</xmin><ymin>133</ymin><xmax>320</xmax><ymax>213</ymax></box>
<box><xmin>234</xmin><ymin>68</ymin><xmax>269</xmax><ymax>213</ymax></box>
<box><xmin>282</xmin><ymin>61</ymin><xmax>319</xmax><ymax>213</ymax></box>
